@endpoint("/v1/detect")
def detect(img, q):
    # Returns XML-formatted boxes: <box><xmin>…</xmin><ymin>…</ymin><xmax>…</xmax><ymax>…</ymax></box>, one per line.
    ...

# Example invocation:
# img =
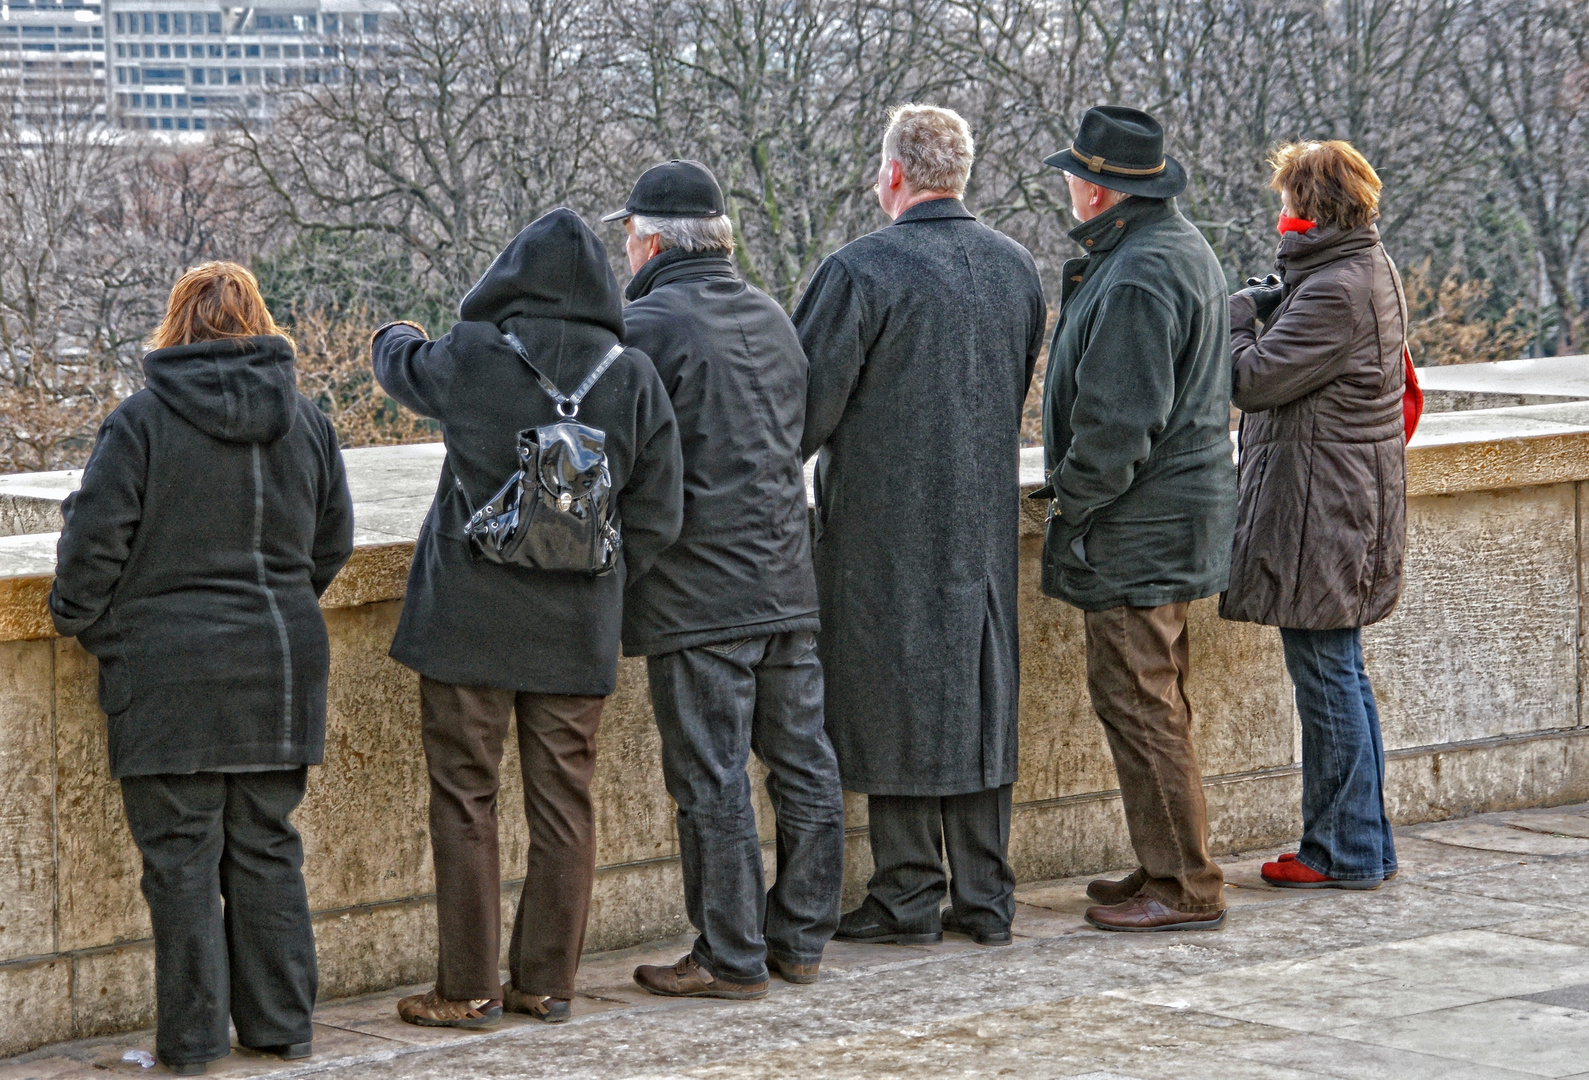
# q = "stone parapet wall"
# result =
<box><xmin>3</xmin><ymin>410</ymin><xmax>1589</xmax><ymax>1055</ymax></box>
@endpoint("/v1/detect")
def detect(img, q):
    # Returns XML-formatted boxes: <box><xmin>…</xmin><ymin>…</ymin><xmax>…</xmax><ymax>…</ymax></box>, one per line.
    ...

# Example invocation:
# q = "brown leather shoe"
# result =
<box><xmin>633</xmin><ymin>954</ymin><xmax>768</xmax><ymax>1000</ymax></box>
<box><xmin>1086</xmin><ymin>867</ymin><xmax>1148</xmax><ymax>905</ymax></box>
<box><xmin>502</xmin><ymin>986</ymin><xmax>571</xmax><ymax>1023</ymax></box>
<box><xmin>770</xmin><ymin>955</ymin><xmax>820</xmax><ymax>984</ymax></box>
<box><xmin>397</xmin><ymin>988</ymin><xmax>503</xmax><ymax>1028</ymax></box>
<box><xmin>1084</xmin><ymin>893</ymin><xmax>1226</xmax><ymax>932</ymax></box>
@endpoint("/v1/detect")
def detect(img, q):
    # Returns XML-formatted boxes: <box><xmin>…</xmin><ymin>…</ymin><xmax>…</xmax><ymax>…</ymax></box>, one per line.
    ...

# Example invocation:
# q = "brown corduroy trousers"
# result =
<box><xmin>419</xmin><ymin>676</ymin><xmax>604</xmax><ymax>1001</ymax></box>
<box><xmin>1083</xmin><ymin>603</ymin><xmax>1225</xmax><ymax>914</ymax></box>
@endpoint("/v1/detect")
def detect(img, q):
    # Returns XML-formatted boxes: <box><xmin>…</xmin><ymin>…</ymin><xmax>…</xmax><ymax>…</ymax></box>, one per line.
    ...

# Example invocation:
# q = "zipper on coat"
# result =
<box><xmin>252</xmin><ymin>443</ymin><xmax>295</xmax><ymax>749</ymax></box>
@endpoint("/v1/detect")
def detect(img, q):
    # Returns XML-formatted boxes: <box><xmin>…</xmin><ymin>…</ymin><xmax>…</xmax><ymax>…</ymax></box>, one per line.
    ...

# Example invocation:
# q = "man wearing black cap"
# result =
<box><xmin>1035</xmin><ymin>106</ymin><xmax>1237</xmax><ymax>932</ymax></box>
<box><xmin>609</xmin><ymin>161</ymin><xmax>846</xmax><ymax>1000</ymax></box>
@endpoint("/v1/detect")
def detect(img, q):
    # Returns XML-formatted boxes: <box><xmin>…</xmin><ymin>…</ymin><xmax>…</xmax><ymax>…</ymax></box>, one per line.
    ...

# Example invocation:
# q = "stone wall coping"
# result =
<box><xmin>2</xmin><ymin>402</ymin><xmax>1588</xmax><ymax>641</ymax></box>
<box><xmin>1414</xmin><ymin>354</ymin><xmax>1589</xmax><ymax>399</ymax></box>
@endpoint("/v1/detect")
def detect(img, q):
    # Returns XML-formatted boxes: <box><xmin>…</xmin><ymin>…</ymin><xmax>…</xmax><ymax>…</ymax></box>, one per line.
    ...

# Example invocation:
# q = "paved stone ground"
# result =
<box><xmin>11</xmin><ymin>803</ymin><xmax>1589</xmax><ymax>1080</ymax></box>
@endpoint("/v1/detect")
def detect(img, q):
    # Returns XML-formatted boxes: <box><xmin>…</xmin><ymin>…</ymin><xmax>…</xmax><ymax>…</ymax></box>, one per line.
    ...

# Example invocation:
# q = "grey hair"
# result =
<box><xmin>881</xmin><ymin>103</ymin><xmax>975</xmax><ymax>196</ymax></box>
<box><xmin>630</xmin><ymin>213</ymin><xmax>735</xmax><ymax>255</ymax></box>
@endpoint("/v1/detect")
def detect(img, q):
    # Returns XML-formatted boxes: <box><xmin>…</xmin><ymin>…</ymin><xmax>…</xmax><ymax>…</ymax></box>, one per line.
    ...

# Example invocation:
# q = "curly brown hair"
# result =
<box><xmin>1268</xmin><ymin>140</ymin><xmax>1382</xmax><ymax>229</ymax></box>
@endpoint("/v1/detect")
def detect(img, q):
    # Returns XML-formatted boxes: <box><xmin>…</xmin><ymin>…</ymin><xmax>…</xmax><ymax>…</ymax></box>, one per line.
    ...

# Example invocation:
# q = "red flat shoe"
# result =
<box><xmin>1273</xmin><ymin>851</ymin><xmax>1397</xmax><ymax>880</ymax></box>
<box><xmin>1262</xmin><ymin>856</ymin><xmax>1382</xmax><ymax>891</ymax></box>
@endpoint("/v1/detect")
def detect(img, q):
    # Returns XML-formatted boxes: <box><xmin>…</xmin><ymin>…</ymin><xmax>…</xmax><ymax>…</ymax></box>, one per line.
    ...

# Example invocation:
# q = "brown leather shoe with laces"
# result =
<box><xmin>1084</xmin><ymin>893</ymin><xmax>1226</xmax><ymax>932</ymax></box>
<box><xmin>633</xmin><ymin>954</ymin><xmax>768</xmax><ymax>999</ymax></box>
<box><xmin>397</xmin><ymin>988</ymin><xmax>503</xmax><ymax>1028</ymax></box>
<box><xmin>503</xmin><ymin>986</ymin><xmax>572</xmax><ymax>1023</ymax></box>
<box><xmin>1086</xmin><ymin>867</ymin><xmax>1148</xmax><ymax>905</ymax></box>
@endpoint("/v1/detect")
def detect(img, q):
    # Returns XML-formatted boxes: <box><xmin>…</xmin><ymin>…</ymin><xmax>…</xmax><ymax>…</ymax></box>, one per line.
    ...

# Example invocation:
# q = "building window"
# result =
<box><xmin>321</xmin><ymin>13</ymin><xmax>338</xmax><ymax>34</ymax></box>
<box><xmin>191</xmin><ymin>67</ymin><xmax>203</xmax><ymax>83</ymax></box>
<box><xmin>176</xmin><ymin>94</ymin><xmax>186</xmax><ymax>107</ymax></box>
<box><xmin>174</xmin><ymin>44</ymin><xmax>186</xmax><ymax>58</ymax></box>
<box><xmin>302</xmin><ymin>44</ymin><xmax>319</xmax><ymax>57</ymax></box>
<box><xmin>245</xmin><ymin>44</ymin><xmax>259</xmax><ymax>57</ymax></box>
<box><xmin>244</xmin><ymin>66</ymin><xmax>259</xmax><ymax>84</ymax></box>
<box><xmin>161</xmin><ymin>116</ymin><xmax>172</xmax><ymax>129</ymax></box>
<box><xmin>158</xmin><ymin>92</ymin><xmax>170</xmax><ymax>107</ymax></box>
<box><xmin>116</xmin><ymin>92</ymin><xmax>126</xmax><ymax>106</ymax></box>
<box><xmin>284</xmin><ymin>67</ymin><xmax>299</xmax><ymax>83</ymax></box>
<box><xmin>207</xmin><ymin>13</ymin><xmax>220</xmax><ymax>33</ymax></box>
<box><xmin>157</xmin><ymin>13</ymin><xmax>168</xmax><ymax>34</ymax></box>
<box><xmin>226</xmin><ymin>44</ymin><xmax>240</xmax><ymax>58</ymax></box>
<box><xmin>177</xmin><ymin>117</ymin><xmax>189</xmax><ymax>130</ymax></box>
<box><xmin>264</xmin><ymin>66</ymin><xmax>279</xmax><ymax>84</ymax></box>
<box><xmin>283</xmin><ymin>44</ymin><xmax>299</xmax><ymax>58</ymax></box>
<box><xmin>143</xmin><ymin>43</ymin><xmax>153</xmax><ymax>57</ymax></box>
<box><xmin>263</xmin><ymin>45</ymin><xmax>279</xmax><ymax>58</ymax></box>
<box><xmin>363</xmin><ymin>14</ymin><xmax>379</xmax><ymax>34</ymax></box>
<box><xmin>145</xmin><ymin>117</ymin><xmax>156</xmax><ymax>129</ymax></box>
<box><xmin>172</xmin><ymin>13</ymin><xmax>185</xmax><ymax>34</ymax></box>
<box><xmin>116</xmin><ymin>65</ymin><xmax>125</xmax><ymax>82</ymax></box>
<box><xmin>209</xmin><ymin>45</ymin><xmax>221</xmax><ymax>58</ymax></box>
<box><xmin>114</xmin><ymin>12</ymin><xmax>124</xmax><ymax>33</ymax></box>
<box><xmin>194</xmin><ymin>117</ymin><xmax>206</xmax><ymax>130</ymax></box>
<box><xmin>226</xmin><ymin>67</ymin><xmax>240</xmax><ymax>84</ymax></box>
<box><xmin>158</xmin><ymin>44</ymin><xmax>170</xmax><ymax>57</ymax></box>
<box><xmin>115</xmin><ymin>43</ymin><xmax>124</xmax><ymax>57</ymax></box>
<box><xmin>141</xmin><ymin>13</ymin><xmax>152</xmax><ymax>34</ymax></box>
<box><xmin>130</xmin><ymin>67</ymin><xmax>140</xmax><ymax>82</ymax></box>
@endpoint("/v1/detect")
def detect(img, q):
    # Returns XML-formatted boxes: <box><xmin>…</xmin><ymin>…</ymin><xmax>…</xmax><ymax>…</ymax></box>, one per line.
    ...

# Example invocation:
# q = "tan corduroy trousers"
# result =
<box><xmin>419</xmin><ymin>676</ymin><xmax>604</xmax><ymax>1001</ymax></box>
<box><xmin>1083</xmin><ymin>603</ymin><xmax>1225</xmax><ymax>914</ymax></box>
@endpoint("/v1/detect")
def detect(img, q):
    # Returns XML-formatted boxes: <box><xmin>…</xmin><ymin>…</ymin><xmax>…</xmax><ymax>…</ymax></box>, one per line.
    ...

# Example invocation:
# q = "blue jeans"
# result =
<box><xmin>1280</xmin><ymin>627</ymin><xmax>1397</xmax><ymax>881</ymax></box>
<box><xmin>647</xmin><ymin>631</ymin><xmax>846</xmax><ymax>983</ymax></box>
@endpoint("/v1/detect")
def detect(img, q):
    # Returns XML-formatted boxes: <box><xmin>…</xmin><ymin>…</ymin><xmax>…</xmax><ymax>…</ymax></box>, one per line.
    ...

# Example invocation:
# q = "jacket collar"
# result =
<box><xmin>625</xmin><ymin>247</ymin><xmax>737</xmax><ymax>302</ymax></box>
<box><xmin>1275</xmin><ymin>222</ymin><xmax>1381</xmax><ymax>286</ymax></box>
<box><xmin>893</xmin><ymin>197</ymin><xmax>976</xmax><ymax>225</ymax></box>
<box><xmin>1067</xmin><ymin>196</ymin><xmax>1176</xmax><ymax>257</ymax></box>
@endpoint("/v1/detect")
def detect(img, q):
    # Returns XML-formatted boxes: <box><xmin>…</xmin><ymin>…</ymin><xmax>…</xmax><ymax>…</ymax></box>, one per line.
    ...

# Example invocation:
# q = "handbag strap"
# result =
<box><xmin>503</xmin><ymin>333</ymin><xmax>624</xmax><ymax>419</ymax></box>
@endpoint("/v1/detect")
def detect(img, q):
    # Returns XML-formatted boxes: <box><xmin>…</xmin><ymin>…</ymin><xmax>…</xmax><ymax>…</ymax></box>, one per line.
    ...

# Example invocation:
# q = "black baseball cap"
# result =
<box><xmin>601</xmin><ymin>159</ymin><xmax>726</xmax><ymax>222</ymax></box>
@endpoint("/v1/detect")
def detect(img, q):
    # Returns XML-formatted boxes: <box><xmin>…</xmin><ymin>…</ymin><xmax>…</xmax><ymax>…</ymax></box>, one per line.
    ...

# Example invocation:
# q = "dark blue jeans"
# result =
<box><xmin>647</xmin><ymin>631</ymin><xmax>846</xmax><ymax>983</ymax></box>
<box><xmin>1280</xmin><ymin>627</ymin><xmax>1397</xmax><ymax>881</ymax></box>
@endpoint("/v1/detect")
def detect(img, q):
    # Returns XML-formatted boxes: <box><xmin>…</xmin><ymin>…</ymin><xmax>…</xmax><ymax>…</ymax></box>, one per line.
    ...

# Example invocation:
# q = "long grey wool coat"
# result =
<box><xmin>793</xmin><ymin>198</ymin><xmax>1046</xmax><ymax>796</ymax></box>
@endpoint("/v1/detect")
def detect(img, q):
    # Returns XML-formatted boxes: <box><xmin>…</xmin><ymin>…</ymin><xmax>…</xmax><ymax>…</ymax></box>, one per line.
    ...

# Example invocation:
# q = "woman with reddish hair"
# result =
<box><xmin>51</xmin><ymin>262</ymin><xmax>353</xmax><ymax>1074</ymax></box>
<box><xmin>1223</xmin><ymin>141</ymin><xmax>1410</xmax><ymax>891</ymax></box>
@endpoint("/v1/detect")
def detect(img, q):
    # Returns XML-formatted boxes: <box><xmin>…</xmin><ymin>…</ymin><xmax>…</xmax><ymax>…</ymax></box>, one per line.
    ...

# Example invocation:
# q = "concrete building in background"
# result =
<box><xmin>107</xmin><ymin>0</ymin><xmax>395</xmax><ymax>132</ymax></box>
<box><xmin>0</xmin><ymin>0</ymin><xmax>109</xmax><ymax>126</ymax></box>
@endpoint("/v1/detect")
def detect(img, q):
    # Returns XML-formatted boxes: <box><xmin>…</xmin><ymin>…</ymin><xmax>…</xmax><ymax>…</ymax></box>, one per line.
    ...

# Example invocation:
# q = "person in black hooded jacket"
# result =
<box><xmin>372</xmin><ymin>208</ymin><xmax>683</xmax><ymax>1029</ymax></box>
<box><xmin>50</xmin><ymin>262</ymin><xmax>354</xmax><ymax>1075</ymax></box>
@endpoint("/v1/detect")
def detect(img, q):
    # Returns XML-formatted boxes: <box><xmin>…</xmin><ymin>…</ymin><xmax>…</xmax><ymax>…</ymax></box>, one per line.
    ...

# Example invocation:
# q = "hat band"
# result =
<box><xmin>1069</xmin><ymin>145</ymin><xmax>1167</xmax><ymax>177</ymax></box>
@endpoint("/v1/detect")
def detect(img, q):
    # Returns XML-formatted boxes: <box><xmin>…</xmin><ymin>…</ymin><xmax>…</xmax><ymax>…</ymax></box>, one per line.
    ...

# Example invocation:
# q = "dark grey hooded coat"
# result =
<box><xmin>620</xmin><ymin>247</ymin><xmax>820</xmax><ymax>656</ymax></box>
<box><xmin>1221</xmin><ymin>223</ymin><xmax>1408</xmax><ymax>629</ymax></box>
<box><xmin>372</xmin><ymin>208</ymin><xmax>683</xmax><ymax>695</ymax></box>
<box><xmin>50</xmin><ymin>335</ymin><xmax>354</xmax><ymax>778</ymax></box>
<box><xmin>793</xmin><ymin>198</ymin><xmax>1046</xmax><ymax>797</ymax></box>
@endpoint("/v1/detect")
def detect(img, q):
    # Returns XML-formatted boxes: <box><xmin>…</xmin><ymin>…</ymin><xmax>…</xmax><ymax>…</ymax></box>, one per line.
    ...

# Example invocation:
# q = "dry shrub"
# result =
<box><xmin>1402</xmin><ymin>259</ymin><xmax>1533</xmax><ymax>366</ymax></box>
<box><xmin>290</xmin><ymin>308</ymin><xmax>438</xmax><ymax>448</ymax></box>
<box><xmin>0</xmin><ymin>378</ymin><xmax>119</xmax><ymax>473</ymax></box>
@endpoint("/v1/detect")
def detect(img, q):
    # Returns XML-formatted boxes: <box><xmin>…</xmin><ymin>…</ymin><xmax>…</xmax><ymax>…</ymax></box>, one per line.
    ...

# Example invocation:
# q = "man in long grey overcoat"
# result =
<box><xmin>794</xmin><ymin>104</ymin><xmax>1047</xmax><ymax>946</ymax></box>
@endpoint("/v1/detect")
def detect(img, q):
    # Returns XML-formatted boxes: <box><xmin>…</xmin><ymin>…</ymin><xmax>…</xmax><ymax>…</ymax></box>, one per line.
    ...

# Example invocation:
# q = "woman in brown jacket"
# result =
<box><xmin>1223</xmin><ymin>141</ymin><xmax>1408</xmax><ymax>890</ymax></box>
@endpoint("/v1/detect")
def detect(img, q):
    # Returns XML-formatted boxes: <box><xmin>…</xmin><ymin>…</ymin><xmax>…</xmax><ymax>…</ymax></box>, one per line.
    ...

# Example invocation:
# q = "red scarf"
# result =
<box><xmin>1278</xmin><ymin>214</ymin><xmax>1317</xmax><ymax>235</ymax></box>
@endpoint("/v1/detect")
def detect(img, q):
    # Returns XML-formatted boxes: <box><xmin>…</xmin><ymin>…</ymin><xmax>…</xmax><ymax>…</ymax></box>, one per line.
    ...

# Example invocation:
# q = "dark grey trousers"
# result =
<box><xmin>120</xmin><ymin>769</ymin><xmax>316</xmax><ymax>1068</ymax></box>
<box><xmin>863</xmin><ymin>785</ymin><xmax>1015</xmax><ymax>935</ymax></box>
<box><xmin>647</xmin><ymin>631</ymin><xmax>846</xmax><ymax>983</ymax></box>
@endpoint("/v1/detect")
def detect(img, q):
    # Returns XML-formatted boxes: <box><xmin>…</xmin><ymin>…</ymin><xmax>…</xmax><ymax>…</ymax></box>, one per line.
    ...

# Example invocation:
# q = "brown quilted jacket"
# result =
<box><xmin>1220</xmin><ymin>223</ymin><xmax>1409</xmax><ymax>629</ymax></box>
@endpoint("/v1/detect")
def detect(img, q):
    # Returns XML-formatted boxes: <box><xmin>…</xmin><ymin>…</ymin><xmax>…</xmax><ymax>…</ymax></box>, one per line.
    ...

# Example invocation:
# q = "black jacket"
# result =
<box><xmin>620</xmin><ymin>248</ymin><xmax>819</xmax><ymax>656</ymax></box>
<box><xmin>1039</xmin><ymin>197</ymin><xmax>1237</xmax><ymax>610</ymax></box>
<box><xmin>372</xmin><ymin>208</ymin><xmax>683</xmax><ymax>695</ymax></box>
<box><xmin>50</xmin><ymin>335</ymin><xmax>354</xmax><ymax>779</ymax></box>
<box><xmin>793</xmin><ymin>199</ymin><xmax>1046</xmax><ymax>796</ymax></box>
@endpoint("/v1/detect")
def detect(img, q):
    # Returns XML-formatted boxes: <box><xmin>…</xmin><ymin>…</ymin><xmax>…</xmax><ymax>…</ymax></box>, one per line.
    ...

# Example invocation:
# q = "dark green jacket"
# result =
<box><xmin>1038</xmin><ymin>197</ymin><xmax>1236</xmax><ymax>610</ymax></box>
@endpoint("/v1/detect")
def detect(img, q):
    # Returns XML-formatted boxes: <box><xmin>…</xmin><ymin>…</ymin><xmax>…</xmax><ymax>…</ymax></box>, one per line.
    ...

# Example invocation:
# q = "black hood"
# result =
<box><xmin>143</xmin><ymin>335</ymin><xmax>299</xmax><ymax>444</ymax></box>
<box><xmin>458</xmin><ymin>208</ymin><xmax>625</xmax><ymax>337</ymax></box>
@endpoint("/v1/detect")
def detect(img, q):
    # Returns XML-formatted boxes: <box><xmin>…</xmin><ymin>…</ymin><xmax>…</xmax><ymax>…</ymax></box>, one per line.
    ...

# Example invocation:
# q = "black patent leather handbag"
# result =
<box><xmin>453</xmin><ymin>334</ymin><xmax>625</xmax><ymax>575</ymax></box>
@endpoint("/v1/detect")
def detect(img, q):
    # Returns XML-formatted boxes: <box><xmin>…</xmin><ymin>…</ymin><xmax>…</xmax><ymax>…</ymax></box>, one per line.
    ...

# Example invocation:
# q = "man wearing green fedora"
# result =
<box><xmin>1034</xmin><ymin>106</ymin><xmax>1237</xmax><ymax>932</ymax></box>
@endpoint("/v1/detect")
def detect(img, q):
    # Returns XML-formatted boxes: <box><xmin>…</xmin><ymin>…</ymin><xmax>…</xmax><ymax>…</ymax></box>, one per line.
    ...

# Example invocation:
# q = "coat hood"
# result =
<box><xmin>143</xmin><ymin>335</ymin><xmax>299</xmax><ymax>444</ymax></box>
<box><xmin>458</xmin><ymin>208</ymin><xmax>625</xmax><ymax>337</ymax></box>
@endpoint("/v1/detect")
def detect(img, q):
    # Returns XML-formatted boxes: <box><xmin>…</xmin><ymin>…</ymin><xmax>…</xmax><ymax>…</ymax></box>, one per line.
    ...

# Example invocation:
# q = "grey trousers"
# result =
<box><xmin>863</xmin><ymin>785</ymin><xmax>1015</xmax><ymax>935</ymax></box>
<box><xmin>647</xmin><ymin>631</ymin><xmax>846</xmax><ymax>982</ymax></box>
<box><xmin>120</xmin><ymin>769</ymin><xmax>316</xmax><ymax>1068</ymax></box>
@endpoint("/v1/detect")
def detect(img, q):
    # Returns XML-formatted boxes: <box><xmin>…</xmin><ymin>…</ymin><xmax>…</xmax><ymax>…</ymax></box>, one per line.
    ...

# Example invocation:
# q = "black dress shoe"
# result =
<box><xmin>940</xmin><ymin>907</ymin><xmax>1013</xmax><ymax>946</ymax></box>
<box><xmin>245</xmin><ymin>1042</ymin><xmax>312</xmax><ymax>1060</ymax></box>
<box><xmin>833</xmin><ymin>905</ymin><xmax>941</xmax><ymax>945</ymax></box>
